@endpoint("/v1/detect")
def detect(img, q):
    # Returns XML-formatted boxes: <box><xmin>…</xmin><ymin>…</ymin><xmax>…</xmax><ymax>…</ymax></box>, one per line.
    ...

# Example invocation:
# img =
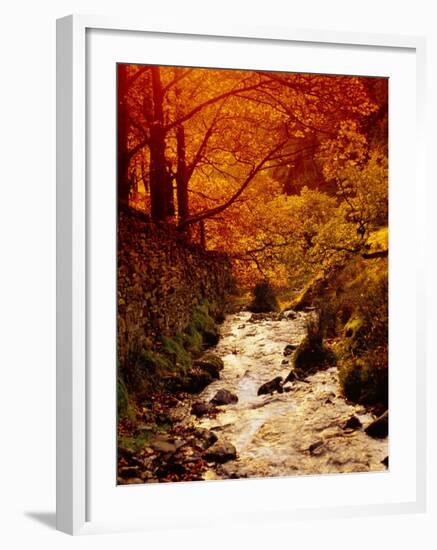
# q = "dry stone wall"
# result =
<box><xmin>117</xmin><ymin>209</ymin><xmax>234</xmax><ymax>365</ymax></box>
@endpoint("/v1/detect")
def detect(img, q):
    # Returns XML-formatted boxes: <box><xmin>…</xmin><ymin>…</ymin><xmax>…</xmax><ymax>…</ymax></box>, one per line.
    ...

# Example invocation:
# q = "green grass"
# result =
<box><xmin>117</xmin><ymin>376</ymin><xmax>137</xmax><ymax>421</ymax></box>
<box><xmin>118</xmin><ymin>432</ymin><xmax>151</xmax><ymax>453</ymax></box>
<box><xmin>159</xmin><ymin>334</ymin><xmax>192</xmax><ymax>372</ymax></box>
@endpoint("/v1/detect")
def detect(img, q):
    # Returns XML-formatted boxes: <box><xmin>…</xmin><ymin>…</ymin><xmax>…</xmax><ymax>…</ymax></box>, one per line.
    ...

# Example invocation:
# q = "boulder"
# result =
<box><xmin>365</xmin><ymin>410</ymin><xmax>388</xmax><ymax>438</ymax></box>
<box><xmin>293</xmin><ymin>329</ymin><xmax>335</xmax><ymax>374</ymax></box>
<box><xmin>284</xmin><ymin>370</ymin><xmax>308</xmax><ymax>384</ymax></box>
<box><xmin>156</xmin><ymin>412</ymin><xmax>172</xmax><ymax>425</ymax></box>
<box><xmin>308</xmin><ymin>439</ymin><xmax>324</xmax><ymax>455</ymax></box>
<box><xmin>210</xmin><ymin>389</ymin><xmax>238</xmax><ymax>406</ymax></box>
<box><xmin>191</xmin><ymin>428</ymin><xmax>218</xmax><ymax>450</ymax></box>
<box><xmin>257</xmin><ymin>376</ymin><xmax>284</xmax><ymax>396</ymax></box>
<box><xmin>283</xmin><ymin>344</ymin><xmax>297</xmax><ymax>356</ymax></box>
<box><xmin>202</xmin><ymin>328</ymin><xmax>220</xmax><ymax>346</ymax></box>
<box><xmin>184</xmin><ymin>366</ymin><xmax>215</xmax><ymax>393</ymax></box>
<box><xmin>149</xmin><ymin>436</ymin><xmax>177</xmax><ymax>454</ymax></box>
<box><xmin>203</xmin><ymin>440</ymin><xmax>237</xmax><ymax>463</ymax></box>
<box><xmin>191</xmin><ymin>401</ymin><xmax>214</xmax><ymax>417</ymax></box>
<box><xmin>284</xmin><ymin>370</ymin><xmax>297</xmax><ymax>384</ymax></box>
<box><xmin>343</xmin><ymin>415</ymin><xmax>362</xmax><ymax>430</ymax></box>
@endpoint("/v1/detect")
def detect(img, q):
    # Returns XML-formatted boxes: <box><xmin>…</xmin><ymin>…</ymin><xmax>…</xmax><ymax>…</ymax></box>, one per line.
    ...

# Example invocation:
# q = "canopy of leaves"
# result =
<box><xmin>118</xmin><ymin>64</ymin><xmax>388</xmax><ymax>288</ymax></box>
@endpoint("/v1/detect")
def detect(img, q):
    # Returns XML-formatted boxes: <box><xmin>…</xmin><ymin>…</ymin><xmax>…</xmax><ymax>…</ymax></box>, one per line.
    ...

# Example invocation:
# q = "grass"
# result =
<box><xmin>118</xmin><ymin>432</ymin><xmax>152</xmax><ymax>453</ymax></box>
<box><xmin>159</xmin><ymin>335</ymin><xmax>192</xmax><ymax>372</ymax></box>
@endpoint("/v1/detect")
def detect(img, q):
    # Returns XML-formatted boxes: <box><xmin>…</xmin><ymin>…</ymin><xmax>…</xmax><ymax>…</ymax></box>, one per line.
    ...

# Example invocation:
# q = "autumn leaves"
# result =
<box><xmin>117</xmin><ymin>64</ymin><xmax>388</xmax><ymax>286</ymax></box>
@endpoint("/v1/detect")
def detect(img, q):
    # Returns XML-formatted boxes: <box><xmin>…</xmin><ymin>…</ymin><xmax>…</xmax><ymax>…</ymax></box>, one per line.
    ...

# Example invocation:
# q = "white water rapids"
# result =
<box><xmin>194</xmin><ymin>310</ymin><xmax>388</xmax><ymax>480</ymax></box>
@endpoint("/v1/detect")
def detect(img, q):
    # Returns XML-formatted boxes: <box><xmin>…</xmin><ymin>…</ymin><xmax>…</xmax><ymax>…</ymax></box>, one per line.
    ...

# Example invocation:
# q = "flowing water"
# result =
<box><xmin>195</xmin><ymin>310</ymin><xmax>388</xmax><ymax>479</ymax></box>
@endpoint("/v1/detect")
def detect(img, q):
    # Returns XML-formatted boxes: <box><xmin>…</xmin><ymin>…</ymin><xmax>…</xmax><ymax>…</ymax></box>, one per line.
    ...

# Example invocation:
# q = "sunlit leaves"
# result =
<box><xmin>118</xmin><ymin>65</ymin><xmax>388</xmax><ymax>288</ymax></box>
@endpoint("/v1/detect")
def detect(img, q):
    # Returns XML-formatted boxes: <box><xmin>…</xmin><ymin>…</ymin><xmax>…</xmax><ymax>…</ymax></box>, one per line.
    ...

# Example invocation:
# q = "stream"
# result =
<box><xmin>193</xmin><ymin>310</ymin><xmax>388</xmax><ymax>480</ymax></box>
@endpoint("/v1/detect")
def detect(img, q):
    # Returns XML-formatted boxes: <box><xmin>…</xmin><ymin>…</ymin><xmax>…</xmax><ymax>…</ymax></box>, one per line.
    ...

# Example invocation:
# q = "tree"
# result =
<box><xmin>117</xmin><ymin>65</ymin><xmax>387</xmax><ymax>285</ymax></box>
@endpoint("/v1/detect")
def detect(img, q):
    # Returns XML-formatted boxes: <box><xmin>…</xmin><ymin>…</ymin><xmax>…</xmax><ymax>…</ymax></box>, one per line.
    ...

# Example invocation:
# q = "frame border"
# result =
<box><xmin>56</xmin><ymin>14</ymin><xmax>427</xmax><ymax>535</ymax></box>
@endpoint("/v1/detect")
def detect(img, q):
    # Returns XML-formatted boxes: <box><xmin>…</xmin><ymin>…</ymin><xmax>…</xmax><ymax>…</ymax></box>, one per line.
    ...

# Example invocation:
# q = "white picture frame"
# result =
<box><xmin>56</xmin><ymin>14</ymin><xmax>427</xmax><ymax>535</ymax></box>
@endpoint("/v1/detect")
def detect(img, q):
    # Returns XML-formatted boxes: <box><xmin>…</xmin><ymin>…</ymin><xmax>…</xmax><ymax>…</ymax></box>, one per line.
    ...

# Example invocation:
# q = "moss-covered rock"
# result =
<box><xmin>159</xmin><ymin>335</ymin><xmax>192</xmax><ymax>371</ymax></box>
<box><xmin>183</xmin><ymin>366</ymin><xmax>215</xmax><ymax>393</ymax></box>
<box><xmin>294</xmin><ymin>336</ymin><xmax>335</xmax><ymax>374</ymax></box>
<box><xmin>338</xmin><ymin>354</ymin><xmax>388</xmax><ymax>406</ymax></box>
<box><xmin>187</xmin><ymin>302</ymin><xmax>220</xmax><ymax>347</ymax></box>
<box><xmin>343</xmin><ymin>315</ymin><xmax>365</xmax><ymax>352</ymax></box>
<box><xmin>194</xmin><ymin>353</ymin><xmax>224</xmax><ymax>379</ymax></box>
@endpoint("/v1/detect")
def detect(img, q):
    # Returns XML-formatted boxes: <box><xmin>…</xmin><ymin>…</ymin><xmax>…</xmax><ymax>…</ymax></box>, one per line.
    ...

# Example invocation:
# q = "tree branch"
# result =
<box><xmin>165</xmin><ymin>80</ymin><xmax>269</xmax><ymax>132</ymax></box>
<box><xmin>179</xmin><ymin>139</ymin><xmax>288</xmax><ymax>228</ymax></box>
<box><xmin>163</xmin><ymin>68</ymin><xmax>195</xmax><ymax>94</ymax></box>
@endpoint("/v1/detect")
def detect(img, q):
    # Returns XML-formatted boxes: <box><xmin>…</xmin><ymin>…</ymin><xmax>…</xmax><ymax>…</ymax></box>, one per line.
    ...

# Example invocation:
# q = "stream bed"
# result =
<box><xmin>192</xmin><ymin>310</ymin><xmax>388</xmax><ymax>480</ymax></box>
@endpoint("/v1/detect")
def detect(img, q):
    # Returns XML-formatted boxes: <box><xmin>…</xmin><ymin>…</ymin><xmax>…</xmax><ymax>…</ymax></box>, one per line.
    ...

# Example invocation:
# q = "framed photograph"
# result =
<box><xmin>56</xmin><ymin>15</ymin><xmax>427</xmax><ymax>535</ymax></box>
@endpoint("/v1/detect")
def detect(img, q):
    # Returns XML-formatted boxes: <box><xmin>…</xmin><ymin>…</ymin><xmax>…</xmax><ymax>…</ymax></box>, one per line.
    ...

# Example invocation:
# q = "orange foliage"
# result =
<box><xmin>117</xmin><ymin>64</ymin><xmax>388</xmax><ymax>287</ymax></box>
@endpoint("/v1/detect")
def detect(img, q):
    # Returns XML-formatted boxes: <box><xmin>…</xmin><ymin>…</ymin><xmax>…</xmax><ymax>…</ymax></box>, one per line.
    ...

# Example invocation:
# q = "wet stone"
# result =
<box><xmin>149</xmin><ymin>437</ymin><xmax>177</xmax><ymax>454</ymax></box>
<box><xmin>343</xmin><ymin>415</ymin><xmax>362</xmax><ymax>430</ymax></box>
<box><xmin>191</xmin><ymin>428</ymin><xmax>218</xmax><ymax>450</ymax></box>
<box><xmin>191</xmin><ymin>401</ymin><xmax>215</xmax><ymax>417</ymax></box>
<box><xmin>203</xmin><ymin>440</ymin><xmax>237</xmax><ymax>463</ymax></box>
<box><xmin>283</xmin><ymin>344</ymin><xmax>297</xmax><ymax>356</ymax></box>
<box><xmin>365</xmin><ymin>411</ymin><xmax>388</xmax><ymax>439</ymax></box>
<box><xmin>308</xmin><ymin>440</ymin><xmax>324</xmax><ymax>455</ymax></box>
<box><xmin>257</xmin><ymin>376</ymin><xmax>283</xmax><ymax>396</ymax></box>
<box><xmin>210</xmin><ymin>389</ymin><xmax>238</xmax><ymax>406</ymax></box>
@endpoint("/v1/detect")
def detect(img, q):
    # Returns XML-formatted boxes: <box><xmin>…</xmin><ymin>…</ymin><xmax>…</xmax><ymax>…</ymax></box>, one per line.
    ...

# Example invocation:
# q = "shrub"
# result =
<box><xmin>294</xmin><ymin>316</ymin><xmax>336</xmax><ymax>374</ymax></box>
<box><xmin>339</xmin><ymin>350</ymin><xmax>388</xmax><ymax>406</ymax></box>
<box><xmin>248</xmin><ymin>281</ymin><xmax>279</xmax><ymax>313</ymax></box>
<box><xmin>337</xmin><ymin>268</ymin><xmax>388</xmax><ymax>405</ymax></box>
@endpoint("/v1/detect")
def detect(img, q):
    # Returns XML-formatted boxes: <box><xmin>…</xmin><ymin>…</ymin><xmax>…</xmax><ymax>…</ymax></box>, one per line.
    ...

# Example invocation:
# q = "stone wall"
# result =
<box><xmin>117</xmin><ymin>209</ymin><xmax>234</xmax><ymax>365</ymax></box>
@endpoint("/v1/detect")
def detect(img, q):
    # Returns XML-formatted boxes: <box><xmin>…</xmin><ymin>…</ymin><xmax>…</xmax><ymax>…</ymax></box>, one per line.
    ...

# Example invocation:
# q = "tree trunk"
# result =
<box><xmin>149</xmin><ymin>67</ymin><xmax>169</xmax><ymax>221</ymax></box>
<box><xmin>199</xmin><ymin>220</ymin><xmax>206</xmax><ymax>249</ymax></box>
<box><xmin>117</xmin><ymin>65</ymin><xmax>131</xmax><ymax>206</ymax></box>
<box><xmin>176</xmin><ymin>124</ymin><xmax>189</xmax><ymax>224</ymax></box>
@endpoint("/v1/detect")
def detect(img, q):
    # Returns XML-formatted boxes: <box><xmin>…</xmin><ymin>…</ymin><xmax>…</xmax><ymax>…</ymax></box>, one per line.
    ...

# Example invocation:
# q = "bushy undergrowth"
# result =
<box><xmin>309</xmin><ymin>253</ymin><xmax>388</xmax><ymax>406</ymax></box>
<box><xmin>294</xmin><ymin>316</ymin><xmax>336</xmax><ymax>374</ymax></box>
<box><xmin>248</xmin><ymin>281</ymin><xmax>279</xmax><ymax>313</ymax></box>
<box><xmin>337</xmin><ymin>269</ymin><xmax>388</xmax><ymax>405</ymax></box>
